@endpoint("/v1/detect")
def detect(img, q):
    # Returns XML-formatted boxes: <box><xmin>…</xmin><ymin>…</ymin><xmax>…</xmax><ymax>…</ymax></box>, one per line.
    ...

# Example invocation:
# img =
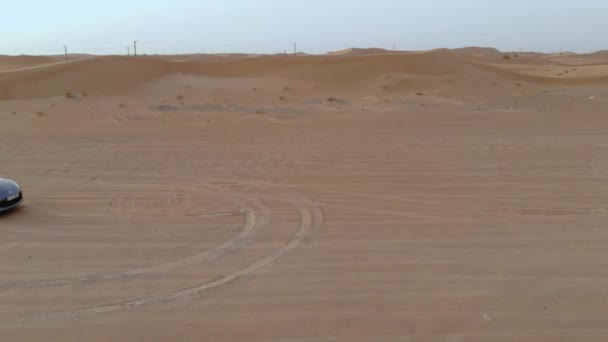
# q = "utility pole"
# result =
<box><xmin>293</xmin><ymin>42</ymin><xmax>297</xmax><ymax>56</ymax></box>
<box><xmin>63</xmin><ymin>45</ymin><xmax>68</xmax><ymax>61</ymax></box>
<box><xmin>127</xmin><ymin>46</ymin><xmax>130</xmax><ymax>56</ymax></box>
<box><xmin>134</xmin><ymin>40</ymin><xmax>138</xmax><ymax>56</ymax></box>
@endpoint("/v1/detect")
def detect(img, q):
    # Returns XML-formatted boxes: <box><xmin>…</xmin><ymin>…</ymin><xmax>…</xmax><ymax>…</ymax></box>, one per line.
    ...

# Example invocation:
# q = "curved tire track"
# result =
<box><xmin>2</xmin><ymin>182</ymin><xmax>323</xmax><ymax>324</ymax></box>
<box><xmin>0</xmin><ymin>191</ymin><xmax>268</xmax><ymax>290</ymax></box>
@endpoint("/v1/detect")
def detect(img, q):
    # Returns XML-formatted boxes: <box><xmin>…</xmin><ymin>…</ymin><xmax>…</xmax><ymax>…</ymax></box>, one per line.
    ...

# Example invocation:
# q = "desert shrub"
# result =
<box><xmin>502</xmin><ymin>55</ymin><xmax>511</xmax><ymax>60</ymax></box>
<box><xmin>65</xmin><ymin>92</ymin><xmax>74</xmax><ymax>99</ymax></box>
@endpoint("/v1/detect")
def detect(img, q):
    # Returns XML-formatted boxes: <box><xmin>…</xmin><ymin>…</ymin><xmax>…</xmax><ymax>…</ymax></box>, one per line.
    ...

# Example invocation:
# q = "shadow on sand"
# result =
<box><xmin>0</xmin><ymin>205</ymin><xmax>25</xmax><ymax>218</ymax></box>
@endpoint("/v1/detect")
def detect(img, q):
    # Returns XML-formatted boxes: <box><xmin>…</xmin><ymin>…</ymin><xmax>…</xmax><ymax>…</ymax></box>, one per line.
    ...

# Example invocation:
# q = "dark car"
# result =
<box><xmin>0</xmin><ymin>178</ymin><xmax>23</xmax><ymax>212</ymax></box>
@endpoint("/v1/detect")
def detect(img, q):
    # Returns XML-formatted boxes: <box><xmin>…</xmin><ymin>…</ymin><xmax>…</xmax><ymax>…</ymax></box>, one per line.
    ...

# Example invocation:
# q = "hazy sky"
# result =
<box><xmin>3</xmin><ymin>0</ymin><xmax>607</xmax><ymax>55</ymax></box>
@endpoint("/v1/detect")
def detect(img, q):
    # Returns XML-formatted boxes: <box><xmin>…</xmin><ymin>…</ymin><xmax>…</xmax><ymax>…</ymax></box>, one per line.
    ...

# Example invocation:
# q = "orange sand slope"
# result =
<box><xmin>0</xmin><ymin>55</ymin><xmax>55</xmax><ymax>71</ymax></box>
<box><xmin>3</xmin><ymin>48</ymin><xmax>608</xmax><ymax>341</ymax></box>
<box><xmin>2</xmin><ymin>49</ymin><xmax>608</xmax><ymax>100</ymax></box>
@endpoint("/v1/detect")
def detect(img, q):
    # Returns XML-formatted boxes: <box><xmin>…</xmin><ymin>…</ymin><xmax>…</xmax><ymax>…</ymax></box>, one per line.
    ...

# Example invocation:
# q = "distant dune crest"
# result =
<box><xmin>1</xmin><ymin>47</ymin><xmax>608</xmax><ymax>100</ymax></box>
<box><xmin>327</xmin><ymin>48</ymin><xmax>393</xmax><ymax>56</ymax></box>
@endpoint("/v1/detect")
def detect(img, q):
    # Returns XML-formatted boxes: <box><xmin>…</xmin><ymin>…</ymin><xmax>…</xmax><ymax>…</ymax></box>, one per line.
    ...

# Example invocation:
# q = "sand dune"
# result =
<box><xmin>3</xmin><ymin>49</ymin><xmax>608</xmax><ymax>100</ymax></box>
<box><xmin>3</xmin><ymin>47</ymin><xmax>608</xmax><ymax>340</ymax></box>
<box><xmin>0</xmin><ymin>55</ymin><xmax>55</xmax><ymax>71</ymax></box>
<box><xmin>451</xmin><ymin>46</ymin><xmax>502</xmax><ymax>58</ymax></box>
<box><xmin>327</xmin><ymin>47</ymin><xmax>393</xmax><ymax>56</ymax></box>
<box><xmin>1</xmin><ymin>51</ymin><xmax>464</xmax><ymax>99</ymax></box>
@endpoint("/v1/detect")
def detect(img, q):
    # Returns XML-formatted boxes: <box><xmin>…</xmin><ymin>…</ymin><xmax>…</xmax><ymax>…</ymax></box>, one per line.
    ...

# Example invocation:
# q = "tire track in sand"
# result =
<box><xmin>0</xmin><ymin>191</ymin><xmax>269</xmax><ymax>290</ymax></box>
<box><xmin>2</xmin><ymin>183</ymin><xmax>323</xmax><ymax>323</ymax></box>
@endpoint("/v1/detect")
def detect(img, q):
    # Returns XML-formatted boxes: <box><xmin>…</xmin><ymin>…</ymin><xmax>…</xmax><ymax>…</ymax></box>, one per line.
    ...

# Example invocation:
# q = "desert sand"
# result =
<box><xmin>2</xmin><ymin>48</ymin><xmax>608</xmax><ymax>341</ymax></box>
